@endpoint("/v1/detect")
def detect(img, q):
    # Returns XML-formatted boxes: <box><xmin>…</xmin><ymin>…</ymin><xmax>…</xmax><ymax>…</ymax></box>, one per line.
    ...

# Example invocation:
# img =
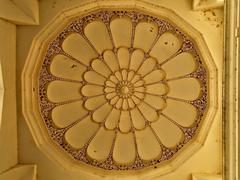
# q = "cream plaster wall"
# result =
<box><xmin>16</xmin><ymin>0</ymin><xmax>223</xmax><ymax>180</ymax></box>
<box><xmin>0</xmin><ymin>1</ymin><xmax>38</xmax><ymax>179</ymax></box>
<box><xmin>0</xmin><ymin>19</ymin><xmax>17</xmax><ymax>173</ymax></box>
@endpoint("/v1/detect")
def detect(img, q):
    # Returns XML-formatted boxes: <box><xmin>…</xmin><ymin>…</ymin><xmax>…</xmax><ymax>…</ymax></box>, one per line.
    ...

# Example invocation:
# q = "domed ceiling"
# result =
<box><xmin>22</xmin><ymin>1</ymin><xmax>217</xmax><ymax>178</ymax></box>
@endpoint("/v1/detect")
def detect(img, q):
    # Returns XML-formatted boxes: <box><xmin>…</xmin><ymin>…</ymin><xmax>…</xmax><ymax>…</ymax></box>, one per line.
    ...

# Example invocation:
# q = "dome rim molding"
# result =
<box><xmin>21</xmin><ymin>0</ymin><xmax>218</xmax><ymax>179</ymax></box>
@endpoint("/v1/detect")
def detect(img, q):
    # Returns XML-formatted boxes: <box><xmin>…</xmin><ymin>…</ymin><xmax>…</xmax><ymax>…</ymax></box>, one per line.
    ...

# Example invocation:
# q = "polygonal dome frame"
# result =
<box><xmin>22</xmin><ymin>1</ymin><xmax>218</xmax><ymax>179</ymax></box>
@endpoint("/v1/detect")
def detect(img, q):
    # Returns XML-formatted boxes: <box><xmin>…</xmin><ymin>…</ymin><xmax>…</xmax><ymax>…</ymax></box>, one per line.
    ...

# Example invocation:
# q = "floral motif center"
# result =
<box><xmin>116</xmin><ymin>82</ymin><xmax>133</xmax><ymax>97</ymax></box>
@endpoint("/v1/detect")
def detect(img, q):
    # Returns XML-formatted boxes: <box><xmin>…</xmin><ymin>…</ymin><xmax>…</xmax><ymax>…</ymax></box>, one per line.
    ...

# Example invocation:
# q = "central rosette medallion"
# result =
<box><xmin>81</xmin><ymin>47</ymin><xmax>168</xmax><ymax>133</ymax></box>
<box><xmin>40</xmin><ymin>11</ymin><xmax>208</xmax><ymax>170</ymax></box>
<box><xmin>104</xmin><ymin>69</ymin><xmax>145</xmax><ymax>110</ymax></box>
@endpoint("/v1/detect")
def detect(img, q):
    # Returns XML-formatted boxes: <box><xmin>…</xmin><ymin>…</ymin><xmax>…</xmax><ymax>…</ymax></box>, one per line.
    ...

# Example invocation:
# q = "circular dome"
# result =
<box><xmin>39</xmin><ymin>10</ymin><xmax>207</xmax><ymax>170</ymax></box>
<box><xmin>23</xmin><ymin>2</ymin><xmax>217</xmax><ymax>177</ymax></box>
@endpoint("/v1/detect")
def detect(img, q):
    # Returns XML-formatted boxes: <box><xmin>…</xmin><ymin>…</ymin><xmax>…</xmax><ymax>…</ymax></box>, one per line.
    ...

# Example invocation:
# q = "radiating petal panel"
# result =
<box><xmin>113</xmin><ymin>132</ymin><xmax>136</xmax><ymax>164</ymax></box>
<box><xmin>87</xmin><ymin>127</ymin><xmax>115</xmax><ymax>161</ymax></box>
<box><xmin>84</xmin><ymin>95</ymin><xmax>106</xmax><ymax>110</ymax></box>
<box><xmin>150</xmin><ymin>32</ymin><xmax>181</xmax><ymax>64</ymax></box>
<box><xmin>151</xmin><ymin>115</ymin><xmax>183</xmax><ymax>148</ymax></box>
<box><xmin>65</xmin><ymin>116</ymin><xmax>99</xmax><ymax>148</ymax></box>
<box><xmin>130</xmin><ymin>108</ymin><xmax>145</xmax><ymax>130</ymax></box>
<box><xmin>167</xmin><ymin>78</ymin><xmax>201</xmax><ymax>100</ymax></box>
<box><xmin>118</xmin><ymin>47</ymin><xmax>130</xmax><ymax>69</ymax></box>
<box><xmin>81</xmin><ymin>85</ymin><xmax>103</xmax><ymax>97</ymax></box>
<box><xmin>143</xmin><ymin>70</ymin><xmax>165</xmax><ymax>84</ymax></box>
<box><xmin>62</xmin><ymin>33</ymin><xmax>98</xmax><ymax>65</ymax></box>
<box><xmin>84</xmin><ymin>71</ymin><xmax>106</xmax><ymax>85</ymax></box>
<box><xmin>144</xmin><ymin>94</ymin><xmax>166</xmax><ymax>110</ymax></box>
<box><xmin>50</xmin><ymin>54</ymin><xmax>86</xmax><ymax>81</ymax></box>
<box><xmin>162</xmin><ymin>99</ymin><xmax>197</xmax><ymax>127</ymax></box>
<box><xmin>129</xmin><ymin>49</ymin><xmax>144</xmax><ymax>71</ymax></box>
<box><xmin>135</xmin><ymin>127</ymin><xmax>162</xmax><ymax>161</ymax></box>
<box><xmin>162</xmin><ymin>52</ymin><xmax>197</xmax><ymax>79</ymax></box>
<box><xmin>92</xmin><ymin>103</ymin><xmax>112</xmax><ymax>123</ymax></box>
<box><xmin>51</xmin><ymin>100</ymin><xmax>88</xmax><ymax>128</ymax></box>
<box><xmin>105</xmin><ymin>109</ymin><xmax>120</xmax><ymax>129</ymax></box>
<box><xmin>146</xmin><ymin>83</ymin><xmax>168</xmax><ymax>95</ymax></box>
<box><xmin>103</xmin><ymin>50</ymin><xmax>119</xmax><ymax>72</ymax></box>
<box><xmin>138</xmin><ymin>57</ymin><xmax>156</xmax><ymax>76</ymax></box>
<box><xmin>84</xmin><ymin>21</ymin><xmax>113</xmax><ymax>53</ymax></box>
<box><xmin>119</xmin><ymin>111</ymin><xmax>132</xmax><ymax>133</ymax></box>
<box><xmin>110</xmin><ymin>17</ymin><xmax>132</xmax><ymax>48</ymax></box>
<box><xmin>47</xmin><ymin>81</ymin><xmax>82</xmax><ymax>103</ymax></box>
<box><xmin>138</xmin><ymin>103</ymin><xmax>158</xmax><ymax>122</ymax></box>
<box><xmin>91</xmin><ymin>59</ymin><xmax>111</xmax><ymax>77</ymax></box>
<box><xmin>134</xmin><ymin>22</ymin><xmax>158</xmax><ymax>52</ymax></box>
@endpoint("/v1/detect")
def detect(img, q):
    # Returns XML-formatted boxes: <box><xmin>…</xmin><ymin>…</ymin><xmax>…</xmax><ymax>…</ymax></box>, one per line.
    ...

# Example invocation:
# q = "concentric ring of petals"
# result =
<box><xmin>102</xmin><ymin>69</ymin><xmax>146</xmax><ymax>111</ymax></box>
<box><xmin>44</xmin><ymin>13</ymin><xmax>207</xmax><ymax>168</ymax></box>
<box><xmin>77</xmin><ymin>47</ymin><xmax>170</xmax><ymax>134</ymax></box>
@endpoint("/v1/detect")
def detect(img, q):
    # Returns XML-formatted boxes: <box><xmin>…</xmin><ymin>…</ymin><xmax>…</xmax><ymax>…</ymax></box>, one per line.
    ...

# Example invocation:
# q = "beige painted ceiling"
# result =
<box><xmin>19</xmin><ymin>0</ymin><xmax>222</xmax><ymax>180</ymax></box>
<box><xmin>41</xmin><ymin>10</ymin><xmax>207</xmax><ymax>171</ymax></box>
